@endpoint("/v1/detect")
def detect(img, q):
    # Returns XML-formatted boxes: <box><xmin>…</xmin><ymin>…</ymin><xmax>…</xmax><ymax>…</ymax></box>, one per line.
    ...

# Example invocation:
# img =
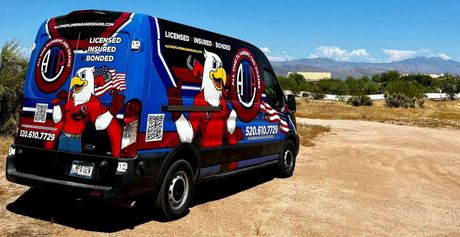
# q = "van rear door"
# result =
<box><xmin>17</xmin><ymin>11</ymin><xmax>134</xmax><ymax>157</ymax></box>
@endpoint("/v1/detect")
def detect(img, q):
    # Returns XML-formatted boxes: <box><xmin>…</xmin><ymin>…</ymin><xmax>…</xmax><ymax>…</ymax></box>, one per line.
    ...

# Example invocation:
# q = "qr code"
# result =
<box><xmin>33</xmin><ymin>103</ymin><xmax>48</xmax><ymax>123</ymax></box>
<box><xmin>146</xmin><ymin>114</ymin><xmax>165</xmax><ymax>142</ymax></box>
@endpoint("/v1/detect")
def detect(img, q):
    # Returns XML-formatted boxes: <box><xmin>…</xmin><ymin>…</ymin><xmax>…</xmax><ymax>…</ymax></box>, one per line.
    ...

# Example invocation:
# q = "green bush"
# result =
<box><xmin>346</xmin><ymin>95</ymin><xmax>373</xmax><ymax>107</ymax></box>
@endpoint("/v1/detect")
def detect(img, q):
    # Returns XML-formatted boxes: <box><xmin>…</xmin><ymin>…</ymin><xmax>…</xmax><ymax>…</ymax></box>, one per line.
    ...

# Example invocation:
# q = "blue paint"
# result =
<box><xmin>200</xmin><ymin>164</ymin><xmax>221</xmax><ymax>177</ymax></box>
<box><xmin>237</xmin><ymin>154</ymin><xmax>278</xmax><ymax>169</ymax></box>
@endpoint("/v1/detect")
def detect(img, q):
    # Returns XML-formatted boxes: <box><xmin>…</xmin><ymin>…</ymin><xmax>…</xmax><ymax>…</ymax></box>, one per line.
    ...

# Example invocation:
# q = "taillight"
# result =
<box><xmin>120</xmin><ymin>100</ymin><xmax>141</xmax><ymax>158</ymax></box>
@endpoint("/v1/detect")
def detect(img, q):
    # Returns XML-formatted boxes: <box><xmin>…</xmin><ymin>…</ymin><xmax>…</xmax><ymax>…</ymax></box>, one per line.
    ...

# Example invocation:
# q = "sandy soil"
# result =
<box><xmin>1</xmin><ymin>119</ymin><xmax>460</xmax><ymax>236</ymax></box>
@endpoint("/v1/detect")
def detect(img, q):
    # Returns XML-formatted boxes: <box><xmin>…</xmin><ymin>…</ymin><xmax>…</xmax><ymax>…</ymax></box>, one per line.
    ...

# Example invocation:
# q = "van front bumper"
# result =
<box><xmin>5</xmin><ymin>145</ymin><xmax>166</xmax><ymax>199</ymax></box>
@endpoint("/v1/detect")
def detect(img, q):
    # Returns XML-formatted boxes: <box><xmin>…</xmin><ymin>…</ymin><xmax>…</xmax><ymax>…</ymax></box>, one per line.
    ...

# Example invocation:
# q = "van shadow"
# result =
<box><xmin>6</xmin><ymin>166</ymin><xmax>276</xmax><ymax>233</ymax></box>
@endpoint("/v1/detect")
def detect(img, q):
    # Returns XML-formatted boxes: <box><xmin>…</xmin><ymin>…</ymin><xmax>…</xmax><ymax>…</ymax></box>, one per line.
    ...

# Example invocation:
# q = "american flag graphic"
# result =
<box><xmin>93</xmin><ymin>66</ymin><xmax>126</xmax><ymax>96</ymax></box>
<box><xmin>260</xmin><ymin>101</ymin><xmax>290</xmax><ymax>133</ymax></box>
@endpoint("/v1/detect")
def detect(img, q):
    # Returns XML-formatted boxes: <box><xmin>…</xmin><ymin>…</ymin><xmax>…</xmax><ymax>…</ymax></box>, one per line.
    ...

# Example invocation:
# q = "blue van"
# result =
<box><xmin>6</xmin><ymin>10</ymin><xmax>299</xmax><ymax>219</ymax></box>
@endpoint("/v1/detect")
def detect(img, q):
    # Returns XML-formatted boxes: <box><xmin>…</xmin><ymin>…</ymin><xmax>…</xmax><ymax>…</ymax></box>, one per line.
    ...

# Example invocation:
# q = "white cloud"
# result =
<box><xmin>267</xmin><ymin>54</ymin><xmax>295</xmax><ymax>62</ymax></box>
<box><xmin>437</xmin><ymin>53</ymin><xmax>452</xmax><ymax>60</ymax></box>
<box><xmin>382</xmin><ymin>48</ymin><xmax>452</xmax><ymax>62</ymax></box>
<box><xmin>309</xmin><ymin>46</ymin><xmax>370</xmax><ymax>61</ymax></box>
<box><xmin>381</xmin><ymin>49</ymin><xmax>417</xmax><ymax>62</ymax></box>
<box><xmin>261</xmin><ymin>46</ymin><xmax>295</xmax><ymax>62</ymax></box>
<box><xmin>260</xmin><ymin>47</ymin><xmax>270</xmax><ymax>54</ymax></box>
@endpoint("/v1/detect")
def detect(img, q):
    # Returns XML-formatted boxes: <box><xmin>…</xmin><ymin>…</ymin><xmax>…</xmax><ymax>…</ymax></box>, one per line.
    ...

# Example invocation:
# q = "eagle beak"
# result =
<box><xmin>209</xmin><ymin>67</ymin><xmax>226</xmax><ymax>91</ymax></box>
<box><xmin>70</xmin><ymin>76</ymin><xmax>87</xmax><ymax>93</ymax></box>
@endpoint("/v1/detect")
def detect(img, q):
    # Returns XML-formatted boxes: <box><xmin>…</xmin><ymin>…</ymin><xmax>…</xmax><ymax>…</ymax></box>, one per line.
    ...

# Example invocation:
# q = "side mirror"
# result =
<box><xmin>287</xmin><ymin>94</ymin><xmax>296</xmax><ymax>114</ymax></box>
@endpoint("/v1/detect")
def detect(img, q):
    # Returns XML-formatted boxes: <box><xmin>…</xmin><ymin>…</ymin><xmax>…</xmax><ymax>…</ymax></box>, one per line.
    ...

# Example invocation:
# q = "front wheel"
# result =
<box><xmin>277</xmin><ymin>140</ymin><xmax>296</xmax><ymax>177</ymax></box>
<box><xmin>156</xmin><ymin>159</ymin><xmax>194</xmax><ymax>220</ymax></box>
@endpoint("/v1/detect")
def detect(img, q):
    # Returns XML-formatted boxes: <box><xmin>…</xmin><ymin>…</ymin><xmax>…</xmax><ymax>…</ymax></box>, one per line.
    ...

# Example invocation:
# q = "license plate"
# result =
<box><xmin>69</xmin><ymin>161</ymin><xmax>94</xmax><ymax>179</ymax></box>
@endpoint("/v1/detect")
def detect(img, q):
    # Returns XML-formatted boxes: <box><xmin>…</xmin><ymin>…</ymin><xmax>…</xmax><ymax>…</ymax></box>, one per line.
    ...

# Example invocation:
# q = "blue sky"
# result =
<box><xmin>1</xmin><ymin>0</ymin><xmax>459</xmax><ymax>62</ymax></box>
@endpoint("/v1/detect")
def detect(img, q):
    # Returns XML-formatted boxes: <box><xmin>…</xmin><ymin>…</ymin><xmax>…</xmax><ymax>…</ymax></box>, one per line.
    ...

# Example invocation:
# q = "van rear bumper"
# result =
<box><xmin>6</xmin><ymin>145</ymin><xmax>167</xmax><ymax>199</ymax></box>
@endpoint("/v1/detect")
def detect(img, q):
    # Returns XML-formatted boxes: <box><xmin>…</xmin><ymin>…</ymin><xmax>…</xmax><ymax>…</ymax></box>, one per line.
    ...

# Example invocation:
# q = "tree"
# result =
<box><xmin>316</xmin><ymin>79</ymin><xmax>347</xmax><ymax>95</ymax></box>
<box><xmin>277</xmin><ymin>75</ymin><xmax>296</xmax><ymax>92</ymax></box>
<box><xmin>372</xmin><ymin>70</ymin><xmax>400</xmax><ymax>84</ymax></box>
<box><xmin>277</xmin><ymin>73</ymin><xmax>311</xmax><ymax>95</ymax></box>
<box><xmin>400</xmin><ymin>74</ymin><xmax>435</xmax><ymax>91</ymax></box>
<box><xmin>0</xmin><ymin>40</ymin><xmax>28</xmax><ymax>88</ymax></box>
<box><xmin>345</xmin><ymin>76</ymin><xmax>380</xmax><ymax>95</ymax></box>
<box><xmin>385</xmin><ymin>79</ymin><xmax>425</xmax><ymax>99</ymax></box>
<box><xmin>435</xmin><ymin>74</ymin><xmax>460</xmax><ymax>100</ymax></box>
<box><xmin>0</xmin><ymin>40</ymin><xmax>28</xmax><ymax>135</ymax></box>
<box><xmin>288</xmin><ymin>72</ymin><xmax>306</xmax><ymax>85</ymax></box>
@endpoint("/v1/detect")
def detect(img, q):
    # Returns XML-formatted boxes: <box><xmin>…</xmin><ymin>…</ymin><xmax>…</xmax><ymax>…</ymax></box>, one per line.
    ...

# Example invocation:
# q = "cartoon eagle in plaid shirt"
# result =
<box><xmin>48</xmin><ymin>66</ymin><xmax>125</xmax><ymax>157</ymax></box>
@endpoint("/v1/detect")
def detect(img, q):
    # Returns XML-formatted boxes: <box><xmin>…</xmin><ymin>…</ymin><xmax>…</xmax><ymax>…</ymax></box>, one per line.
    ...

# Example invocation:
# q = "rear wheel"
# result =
<box><xmin>156</xmin><ymin>159</ymin><xmax>194</xmax><ymax>220</ymax></box>
<box><xmin>277</xmin><ymin>140</ymin><xmax>296</xmax><ymax>177</ymax></box>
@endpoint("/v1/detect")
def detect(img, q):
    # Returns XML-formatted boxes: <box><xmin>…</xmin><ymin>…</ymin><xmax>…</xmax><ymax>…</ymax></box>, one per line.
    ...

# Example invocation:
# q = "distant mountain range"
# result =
<box><xmin>271</xmin><ymin>57</ymin><xmax>460</xmax><ymax>79</ymax></box>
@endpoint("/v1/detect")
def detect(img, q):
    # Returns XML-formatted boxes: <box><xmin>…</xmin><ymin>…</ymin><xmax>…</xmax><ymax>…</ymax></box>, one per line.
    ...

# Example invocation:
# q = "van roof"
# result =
<box><xmin>49</xmin><ymin>10</ymin><xmax>269</xmax><ymax>64</ymax></box>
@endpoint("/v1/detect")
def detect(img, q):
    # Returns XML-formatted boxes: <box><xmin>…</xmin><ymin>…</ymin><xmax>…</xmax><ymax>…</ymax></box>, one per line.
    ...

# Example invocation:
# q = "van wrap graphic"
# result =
<box><xmin>167</xmin><ymin>49</ymin><xmax>238</xmax><ymax>148</ymax></box>
<box><xmin>230</xmin><ymin>48</ymin><xmax>262</xmax><ymax>122</ymax></box>
<box><xmin>48</xmin><ymin>67</ymin><xmax>125</xmax><ymax>156</ymax></box>
<box><xmin>35</xmin><ymin>37</ymin><xmax>74</xmax><ymax>93</ymax></box>
<box><xmin>17</xmin><ymin>11</ymin><xmax>134</xmax><ymax>157</ymax></box>
<box><xmin>147</xmin><ymin>18</ymin><xmax>287</xmax><ymax>150</ymax></box>
<box><xmin>46</xmin><ymin>12</ymin><xmax>134</xmax><ymax>50</ymax></box>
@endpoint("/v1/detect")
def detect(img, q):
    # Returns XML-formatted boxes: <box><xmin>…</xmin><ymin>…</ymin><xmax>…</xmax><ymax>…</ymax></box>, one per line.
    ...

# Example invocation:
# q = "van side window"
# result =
<box><xmin>263</xmin><ymin>70</ymin><xmax>285</xmax><ymax>112</ymax></box>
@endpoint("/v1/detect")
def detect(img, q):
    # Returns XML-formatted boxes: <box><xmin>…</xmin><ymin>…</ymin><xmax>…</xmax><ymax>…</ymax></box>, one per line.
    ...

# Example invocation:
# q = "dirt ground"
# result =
<box><xmin>1</xmin><ymin>119</ymin><xmax>460</xmax><ymax>236</ymax></box>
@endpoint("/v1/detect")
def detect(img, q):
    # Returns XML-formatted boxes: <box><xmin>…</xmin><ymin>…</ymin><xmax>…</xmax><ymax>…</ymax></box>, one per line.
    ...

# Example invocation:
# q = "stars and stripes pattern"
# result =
<box><xmin>94</xmin><ymin>66</ymin><xmax>126</xmax><ymax>96</ymax></box>
<box><xmin>260</xmin><ymin>101</ymin><xmax>290</xmax><ymax>133</ymax></box>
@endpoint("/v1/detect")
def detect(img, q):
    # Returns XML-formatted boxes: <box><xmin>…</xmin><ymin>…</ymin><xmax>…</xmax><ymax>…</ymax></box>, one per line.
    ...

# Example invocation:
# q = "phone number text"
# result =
<box><xmin>19</xmin><ymin>130</ymin><xmax>55</xmax><ymax>141</ymax></box>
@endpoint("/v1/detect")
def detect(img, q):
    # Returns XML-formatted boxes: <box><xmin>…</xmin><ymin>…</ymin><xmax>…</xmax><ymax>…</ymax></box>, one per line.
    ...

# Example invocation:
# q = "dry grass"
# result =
<box><xmin>296</xmin><ymin>99</ymin><xmax>460</xmax><ymax>129</ymax></box>
<box><xmin>254</xmin><ymin>220</ymin><xmax>263</xmax><ymax>235</ymax></box>
<box><xmin>297</xmin><ymin>124</ymin><xmax>331</xmax><ymax>147</ymax></box>
<box><xmin>1</xmin><ymin>137</ymin><xmax>13</xmax><ymax>168</ymax></box>
<box><xmin>0</xmin><ymin>137</ymin><xmax>61</xmax><ymax>237</ymax></box>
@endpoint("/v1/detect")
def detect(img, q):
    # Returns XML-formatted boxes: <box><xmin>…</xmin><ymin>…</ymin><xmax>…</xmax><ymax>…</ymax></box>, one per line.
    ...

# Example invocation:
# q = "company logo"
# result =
<box><xmin>230</xmin><ymin>48</ymin><xmax>261</xmax><ymax>122</ymax></box>
<box><xmin>35</xmin><ymin>37</ymin><xmax>73</xmax><ymax>93</ymax></box>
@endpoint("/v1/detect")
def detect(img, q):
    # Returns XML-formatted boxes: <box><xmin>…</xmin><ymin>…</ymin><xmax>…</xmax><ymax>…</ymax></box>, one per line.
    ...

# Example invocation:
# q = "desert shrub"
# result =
<box><xmin>1</xmin><ymin>114</ymin><xmax>18</xmax><ymax>136</ymax></box>
<box><xmin>346</xmin><ymin>95</ymin><xmax>373</xmax><ymax>107</ymax></box>
<box><xmin>417</xmin><ymin>99</ymin><xmax>425</xmax><ymax>108</ymax></box>
<box><xmin>385</xmin><ymin>93</ymin><xmax>425</xmax><ymax>108</ymax></box>
<box><xmin>384</xmin><ymin>79</ymin><xmax>426</xmax><ymax>109</ymax></box>
<box><xmin>311</xmin><ymin>92</ymin><xmax>325</xmax><ymax>100</ymax></box>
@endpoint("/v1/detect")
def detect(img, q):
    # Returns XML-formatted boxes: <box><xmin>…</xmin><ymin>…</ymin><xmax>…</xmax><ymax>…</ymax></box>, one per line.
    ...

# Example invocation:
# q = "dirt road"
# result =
<box><xmin>1</xmin><ymin>119</ymin><xmax>460</xmax><ymax>236</ymax></box>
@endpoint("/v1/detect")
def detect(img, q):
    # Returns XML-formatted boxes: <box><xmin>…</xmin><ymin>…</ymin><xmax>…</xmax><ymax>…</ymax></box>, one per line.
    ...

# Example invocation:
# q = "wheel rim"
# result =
<box><xmin>168</xmin><ymin>170</ymin><xmax>189</xmax><ymax>210</ymax></box>
<box><xmin>283</xmin><ymin>149</ymin><xmax>293</xmax><ymax>170</ymax></box>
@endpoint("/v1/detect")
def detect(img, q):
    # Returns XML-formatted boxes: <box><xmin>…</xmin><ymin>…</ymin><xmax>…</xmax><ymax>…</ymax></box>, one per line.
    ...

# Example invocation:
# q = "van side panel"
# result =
<box><xmin>141</xmin><ymin>18</ymin><xmax>292</xmax><ymax>177</ymax></box>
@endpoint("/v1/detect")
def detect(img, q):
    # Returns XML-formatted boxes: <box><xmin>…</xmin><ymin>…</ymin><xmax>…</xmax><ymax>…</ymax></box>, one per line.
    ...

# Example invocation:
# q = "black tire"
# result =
<box><xmin>155</xmin><ymin>159</ymin><xmax>194</xmax><ymax>220</ymax></box>
<box><xmin>277</xmin><ymin>140</ymin><xmax>296</xmax><ymax>177</ymax></box>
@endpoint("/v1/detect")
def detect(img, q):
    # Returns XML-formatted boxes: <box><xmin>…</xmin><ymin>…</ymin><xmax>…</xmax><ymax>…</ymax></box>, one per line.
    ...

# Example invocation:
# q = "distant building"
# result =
<box><xmin>287</xmin><ymin>72</ymin><xmax>332</xmax><ymax>82</ymax></box>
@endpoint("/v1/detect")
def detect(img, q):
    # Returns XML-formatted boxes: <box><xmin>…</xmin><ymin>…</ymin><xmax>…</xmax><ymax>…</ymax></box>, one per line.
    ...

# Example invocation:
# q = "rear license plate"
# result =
<box><xmin>69</xmin><ymin>160</ymin><xmax>94</xmax><ymax>179</ymax></box>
